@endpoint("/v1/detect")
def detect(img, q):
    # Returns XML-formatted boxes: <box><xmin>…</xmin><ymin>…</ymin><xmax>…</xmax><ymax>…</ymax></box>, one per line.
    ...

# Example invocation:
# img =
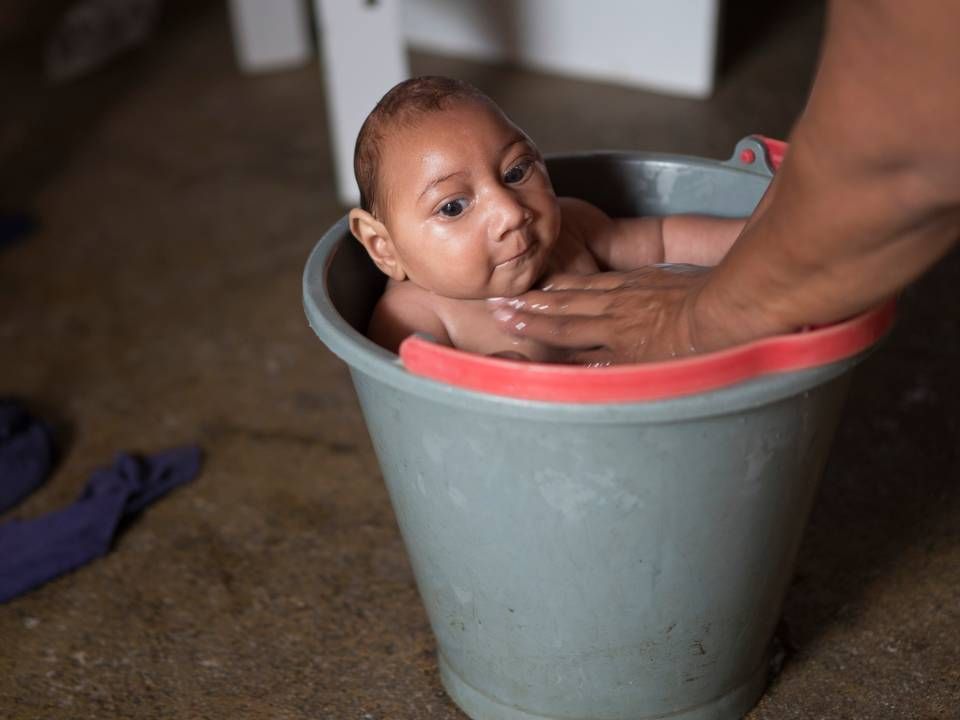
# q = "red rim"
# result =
<box><xmin>399</xmin><ymin>300</ymin><xmax>895</xmax><ymax>403</ymax></box>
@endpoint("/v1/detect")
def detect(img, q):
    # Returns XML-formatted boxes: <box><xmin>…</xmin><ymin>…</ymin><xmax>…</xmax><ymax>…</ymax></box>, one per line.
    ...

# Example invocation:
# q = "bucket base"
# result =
<box><xmin>438</xmin><ymin>652</ymin><xmax>770</xmax><ymax>720</ymax></box>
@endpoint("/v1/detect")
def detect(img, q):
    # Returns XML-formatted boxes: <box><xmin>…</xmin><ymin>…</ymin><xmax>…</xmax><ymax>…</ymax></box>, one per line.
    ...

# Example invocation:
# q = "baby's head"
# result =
<box><xmin>349</xmin><ymin>76</ymin><xmax>561</xmax><ymax>300</ymax></box>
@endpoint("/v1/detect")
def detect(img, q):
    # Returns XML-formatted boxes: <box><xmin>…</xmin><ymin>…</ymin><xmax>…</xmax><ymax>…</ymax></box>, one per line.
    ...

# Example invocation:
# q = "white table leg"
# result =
<box><xmin>227</xmin><ymin>0</ymin><xmax>312</xmax><ymax>72</ymax></box>
<box><xmin>314</xmin><ymin>0</ymin><xmax>409</xmax><ymax>206</ymax></box>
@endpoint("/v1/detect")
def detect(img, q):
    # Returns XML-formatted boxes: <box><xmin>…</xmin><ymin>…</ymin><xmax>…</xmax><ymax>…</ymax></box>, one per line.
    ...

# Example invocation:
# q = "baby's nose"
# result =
<box><xmin>489</xmin><ymin>188</ymin><xmax>530</xmax><ymax>240</ymax></box>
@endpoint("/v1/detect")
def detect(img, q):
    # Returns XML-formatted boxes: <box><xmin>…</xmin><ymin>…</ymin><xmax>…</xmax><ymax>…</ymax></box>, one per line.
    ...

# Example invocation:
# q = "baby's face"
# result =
<box><xmin>378</xmin><ymin>101</ymin><xmax>561</xmax><ymax>299</ymax></box>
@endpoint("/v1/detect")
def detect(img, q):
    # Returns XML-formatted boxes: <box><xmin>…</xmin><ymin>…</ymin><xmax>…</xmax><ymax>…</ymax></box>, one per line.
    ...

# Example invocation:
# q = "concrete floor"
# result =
<box><xmin>2</xmin><ymin>3</ymin><xmax>958</xmax><ymax>718</ymax></box>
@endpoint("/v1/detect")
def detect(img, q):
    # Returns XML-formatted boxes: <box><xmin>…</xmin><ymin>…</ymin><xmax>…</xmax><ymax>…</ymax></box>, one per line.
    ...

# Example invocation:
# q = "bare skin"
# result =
<box><xmin>491</xmin><ymin>0</ymin><xmax>960</xmax><ymax>363</ymax></box>
<box><xmin>350</xmin><ymin>100</ymin><xmax>744</xmax><ymax>359</ymax></box>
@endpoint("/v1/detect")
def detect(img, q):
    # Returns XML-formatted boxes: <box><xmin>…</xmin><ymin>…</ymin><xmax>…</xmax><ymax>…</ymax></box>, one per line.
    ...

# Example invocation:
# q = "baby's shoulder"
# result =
<box><xmin>368</xmin><ymin>280</ymin><xmax>450</xmax><ymax>352</ymax></box>
<box><xmin>378</xmin><ymin>277</ymin><xmax>431</xmax><ymax>304</ymax></box>
<box><xmin>557</xmin><ymin>196</ymin><xmax>616</xmax><ymax>245</ymax></box>
<box><xmin>542</xmin><ymin>197</ymin><xmax>608</xmax><ymax>275</ymax></box>
<box><xmin>558</xmin><ymin>196</ymin><xmax>612</xmax><ymax>227</ymax></box>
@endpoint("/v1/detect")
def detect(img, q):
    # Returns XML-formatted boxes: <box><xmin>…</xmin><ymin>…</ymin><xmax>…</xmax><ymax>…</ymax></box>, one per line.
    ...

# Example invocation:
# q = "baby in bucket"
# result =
<box><xmin>349</xmin><ymin>76</ymin><xmax>746</xmax><ymax>362</ymax></box>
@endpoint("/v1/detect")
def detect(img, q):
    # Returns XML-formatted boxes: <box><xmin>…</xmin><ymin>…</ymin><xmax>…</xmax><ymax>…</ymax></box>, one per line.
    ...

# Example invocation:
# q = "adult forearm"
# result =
<box><xmin>692</xmin><ymin>0</ymin><xmax>960</xmax><ymax>348</ymax></box>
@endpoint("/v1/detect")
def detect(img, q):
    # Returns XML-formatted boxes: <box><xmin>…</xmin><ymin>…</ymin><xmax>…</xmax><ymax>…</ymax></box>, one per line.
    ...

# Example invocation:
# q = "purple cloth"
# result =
<box><xmin>0</xmin><ymin>400</ymin><xmax>55</xmax><ymax>514</ymax></box>
<box><xmin>0</xmin><ymin>212</ymin><xmax>37</xmax><ymax>248</ymax></box>
<box><xmin>0</xmin><ymin>445</ymin><xmax>202</xmax><ymax>603</ymax></box>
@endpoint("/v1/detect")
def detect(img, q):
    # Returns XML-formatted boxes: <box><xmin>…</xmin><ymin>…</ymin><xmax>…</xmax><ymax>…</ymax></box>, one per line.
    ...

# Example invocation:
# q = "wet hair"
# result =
<box><xmin>353</xmin><ymin>76</ymin><xmax>493</xmax><ymax>216</ymax></box>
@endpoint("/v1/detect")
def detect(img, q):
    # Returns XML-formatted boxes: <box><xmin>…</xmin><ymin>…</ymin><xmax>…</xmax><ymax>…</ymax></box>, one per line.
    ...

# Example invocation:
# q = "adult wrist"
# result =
<box><xmin>686</xmin><ymin>271</ymin><xmax>790</xmax><ymax>354</ymax></box>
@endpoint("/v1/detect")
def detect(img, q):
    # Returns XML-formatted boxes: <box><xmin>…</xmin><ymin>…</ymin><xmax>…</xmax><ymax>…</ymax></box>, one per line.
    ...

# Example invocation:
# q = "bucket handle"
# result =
<box><xmin>725</xmin><ymin>135</ymin><xmax>787</xmax><ymax>176</ymax></box>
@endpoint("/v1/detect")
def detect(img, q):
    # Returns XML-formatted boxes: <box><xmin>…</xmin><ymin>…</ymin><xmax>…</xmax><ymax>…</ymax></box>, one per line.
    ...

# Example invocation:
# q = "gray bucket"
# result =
<box><xmin>303</xmin><ymin>137</ymin><xmax>891</xmax><ymax>720</ymax></box>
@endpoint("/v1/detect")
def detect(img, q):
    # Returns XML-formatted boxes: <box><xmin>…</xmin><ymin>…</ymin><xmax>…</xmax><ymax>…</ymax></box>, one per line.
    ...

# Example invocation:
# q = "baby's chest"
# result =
<box><xmin>546</xmin><ymin>231</ymin><xmax>602</xmax><ymax>277</ymax></box>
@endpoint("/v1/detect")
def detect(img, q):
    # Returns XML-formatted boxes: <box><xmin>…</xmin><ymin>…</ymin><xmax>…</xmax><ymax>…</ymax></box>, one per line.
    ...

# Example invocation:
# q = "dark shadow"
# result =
<box><xmin>781</xmin><ymin>247</ymin><xmax>960</xmax><ymax>653</ymax></box>
<box><xmin>0</xmin><ymin>0</ymin><xmax>219</xmax><ymax>213</ymax></box>
<box><xmin>0</xmin><ymin>0</ymin><xmax>218</xmax><ymax>479</ymax></box>
<box><xmin>716</xmin><ymin>0</ymin><xmax>824</xmax><ymax>80</ymax></box>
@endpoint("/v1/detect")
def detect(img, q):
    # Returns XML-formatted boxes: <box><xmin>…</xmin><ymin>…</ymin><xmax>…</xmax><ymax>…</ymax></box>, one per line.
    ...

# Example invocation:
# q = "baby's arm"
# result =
<box><xmin>367</xmin><ymin>285</ymin><xmax>452</xmax><ymax>354</ymax></box>
<box><xmin>658</xmin><ymin>215</ymin><xmax>746</xmax><ymax>266</ymax></box>
<box><xmin>561</xmin><ymin>197</ymin><xmax>745</xmax><ymax>269</ymax></box>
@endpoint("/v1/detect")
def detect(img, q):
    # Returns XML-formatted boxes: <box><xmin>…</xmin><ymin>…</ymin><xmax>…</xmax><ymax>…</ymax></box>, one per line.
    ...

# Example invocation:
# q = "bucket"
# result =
<box><xmin>303</xmin><ymin>136</ymin><xmax>894</xmax><ymax>720</ymax></box>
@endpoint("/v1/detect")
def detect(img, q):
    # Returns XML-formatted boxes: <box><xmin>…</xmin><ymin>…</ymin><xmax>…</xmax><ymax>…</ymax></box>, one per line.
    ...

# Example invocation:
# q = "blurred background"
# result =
<box><xmin>1</xmin><ymin>1</ymin><xmax>957</xmax><ymax>717</ymax></box>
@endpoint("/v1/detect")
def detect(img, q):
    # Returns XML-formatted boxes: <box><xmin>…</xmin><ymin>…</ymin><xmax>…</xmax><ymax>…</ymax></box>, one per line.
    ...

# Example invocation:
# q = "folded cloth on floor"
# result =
<box><xmin>0</xmin><ymin>445</ymin><xmax>202</xmax><ymax>603</ymax></box>
<box><xmin>0</xmin><ymin>213</ymin><xmax>38</xmax><ymax>247</ymax></box>
<box><xmin>0</xmin><ymin>399</ymin><xmax>56</xmax><ymax>514</ymax></box>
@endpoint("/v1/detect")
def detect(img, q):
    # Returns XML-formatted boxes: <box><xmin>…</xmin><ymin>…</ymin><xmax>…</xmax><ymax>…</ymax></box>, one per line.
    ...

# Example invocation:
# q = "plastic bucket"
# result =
<box><xmin>303</xmin><ymin>137</ymin><xmax>893</xmax><ymax>720</ymax></box>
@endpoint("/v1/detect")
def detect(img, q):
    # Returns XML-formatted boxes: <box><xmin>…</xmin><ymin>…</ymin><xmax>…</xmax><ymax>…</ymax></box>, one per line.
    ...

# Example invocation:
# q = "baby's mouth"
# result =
<box><xmin>495</xmin><ymin>242</ymin><xmax>536</xmax><ymax>269</ymax></box>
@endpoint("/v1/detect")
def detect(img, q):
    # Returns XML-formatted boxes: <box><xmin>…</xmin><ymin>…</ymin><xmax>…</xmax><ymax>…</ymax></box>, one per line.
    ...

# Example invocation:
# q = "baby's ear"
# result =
<box><xmin>348</xmin><ymin>208</ymin><xmax>406</xmax><ymax>281</ymax></box>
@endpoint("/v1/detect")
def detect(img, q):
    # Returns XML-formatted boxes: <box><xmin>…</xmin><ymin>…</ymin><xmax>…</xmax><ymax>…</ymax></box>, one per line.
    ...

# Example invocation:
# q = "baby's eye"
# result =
<box><xmin>503</xmin><ymin>162</ymin><xmax>530</xmax><ymax>184</ymax></box>
<box><xmin>438</xmin><ymin>199</ymin><xmax>468</xmax><ymax>217</ymax></box>
<box><xmin>504</xmin><ymin>160</ymin><xmax>532</xmax><ymax>184</ymax></box>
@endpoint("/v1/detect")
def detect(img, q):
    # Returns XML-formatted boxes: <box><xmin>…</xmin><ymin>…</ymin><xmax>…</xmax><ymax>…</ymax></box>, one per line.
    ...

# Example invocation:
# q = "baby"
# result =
<box><xmin>349</xmin><ymin>76</ymin><xmax>745</xmax><ymax>361</ymax></box>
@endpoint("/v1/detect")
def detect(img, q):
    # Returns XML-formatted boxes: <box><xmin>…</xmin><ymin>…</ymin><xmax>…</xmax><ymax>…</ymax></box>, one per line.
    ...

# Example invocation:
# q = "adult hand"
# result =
<box><xmin>488</xmin><ymin>264</ymin><xmax>735</xmax><ymax>365</ymax></box>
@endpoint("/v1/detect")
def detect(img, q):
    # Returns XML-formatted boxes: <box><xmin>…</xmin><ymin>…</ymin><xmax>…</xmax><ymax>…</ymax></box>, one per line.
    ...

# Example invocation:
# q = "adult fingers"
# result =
<box><xmin>489</xmin><ymin>289</ymin><xmax>613</xmax><ymax>317</ymax></box>
<box><xmin>541</xmin><ymin>271</ymin><xmax>632</xmax><ymax>291</ymax></box>
<box><xmin>492</xmin><ymin>309</ymin><xmax>612</xmax><ymax>349</ymax></box>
